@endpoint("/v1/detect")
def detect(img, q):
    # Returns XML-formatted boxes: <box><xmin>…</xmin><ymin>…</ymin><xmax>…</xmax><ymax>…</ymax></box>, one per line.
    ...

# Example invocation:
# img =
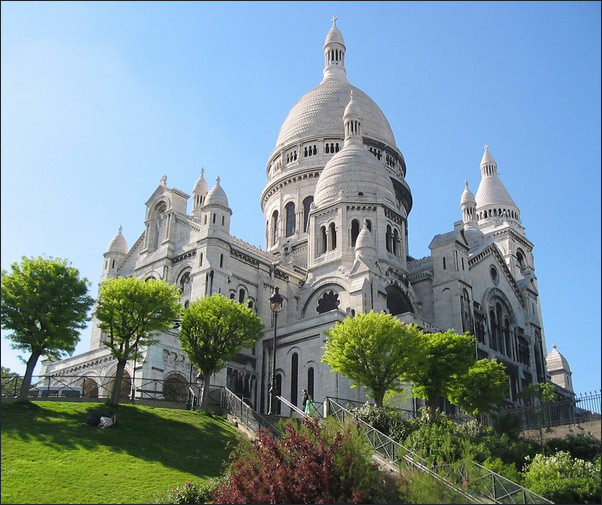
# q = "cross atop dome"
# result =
<box><xmin>332</xmin><ymin>15</ymin><xmax>338</xmax><ymax>26</ymax></box>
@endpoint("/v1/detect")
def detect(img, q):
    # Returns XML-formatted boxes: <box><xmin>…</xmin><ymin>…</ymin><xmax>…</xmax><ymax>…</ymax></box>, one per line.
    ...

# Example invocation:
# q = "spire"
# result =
<box><xmin>343</xmin><ymin>90</ymin><xmax>362</xmax><ymax>146</ymax></box>
<box><xmin>322</xmin><ymin>16</ymin><xmax>347</xmax><ymax>82</ymax></box>
<box><xmin>480</xmin><ymin>145</ymin><xmax>498</xmax><ymax>177</ymax></box>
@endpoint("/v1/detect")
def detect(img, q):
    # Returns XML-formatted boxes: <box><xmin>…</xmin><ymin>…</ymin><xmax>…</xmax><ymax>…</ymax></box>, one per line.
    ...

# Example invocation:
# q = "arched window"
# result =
<box><xmin>303</xmin><ymin>196</ymin><xmax>313</xmax><ymax>232</ymax></box>
<box><xmin>489</xmin><ymin>308</ymin><xmax>497</xmax><ymax>351</ymax></box>
<box><xmin>386</xmin><ymin>225</ymin><xmax>392</xmax><ymax>252</ymax></box>
<box><xmin>307</xmin><ymin>367</ymin><xmax>314</xmax><ymax>398</ymax></box>
<box><xmin>393</xmin><ymin>228</ymin><xmax>400</xmax><ymax>256</ymax></box>
<box><xmin>291</xmin><ymin>353</ymin><xmax>298</xmax><ymax>406</ymax></box>
<box><xmin>220</xmin><ymin>254</ymin><xmax>224</xmax><ymax>268</ymax></box>
<box><xmin>329</xmin><ymin>222</ymin><xmax>336</xmax><ymax>250</ymax></box>
<box><xmin>285</xmin><ymin>202</ymin><xmax>296</xmax><ymax>237</ymax></box>
<box><xmin>320</xmin><ymin>226</ymin><xmax>327</xmax><ymax>254</ymax></box>
<box><xmin>351</xmin><ymin>219</ymin><xmax>360</xmax><ymax>247</ymax></box>
<box><xmin>365</xmin><ymin>219</ymin><xmax>372</xmax><ymax>232</ymax></box>
<box><xmin>239</xmin><ymin>288</ymin><xmax>245</xmax><ymax>304</ymax></box>
<box><xmin>271</xmin><ymin>210</ymin><xmax>279</xmax><ymax>245</ymax></box>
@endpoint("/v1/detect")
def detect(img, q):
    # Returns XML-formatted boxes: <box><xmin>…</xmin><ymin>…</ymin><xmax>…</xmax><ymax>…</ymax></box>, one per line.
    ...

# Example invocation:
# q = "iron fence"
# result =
<box><xmin>220</xmin><ymin>387</ymin><xmax>280</xmax><ymax>437</ymax></box>
<box><xmin>498</xmin><ymin>390</ymin><xmax>601</xmax><ymax>430</ymax></box>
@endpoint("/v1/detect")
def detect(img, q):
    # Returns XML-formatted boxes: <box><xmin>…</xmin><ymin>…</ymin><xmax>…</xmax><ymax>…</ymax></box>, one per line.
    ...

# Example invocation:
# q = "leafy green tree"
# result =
<box><xmin>518</xmin><ymin>381</ymin><xmax>557</xmax><ymax>445</ymax></box>
<box><xmin>1</xmin><ymin>256</ymin><xmax>94</xmax><ymax>401</ymax></box>
<box><xmin>94</xmin><ymin>276</ymin><xmax>181</xmax><ymax>406</ymax></box>
<box><xmin>178</xmin><ymin>293</ymin><xmax>264</xmax><ymax>410</ymax></box>
<box><xmin>322</xmin><ymin>311</ymin><xmax>422</xmax><ymax>407</ymax></box>
<box><xmin>449</xmin><ymin>358</ymin><xmax>508</xmax><ymax>420</ymax></box>
<box><xmin>402</xmin><ymin>329</ymin><xmax>475</xmax><ymax>422</ymax></box>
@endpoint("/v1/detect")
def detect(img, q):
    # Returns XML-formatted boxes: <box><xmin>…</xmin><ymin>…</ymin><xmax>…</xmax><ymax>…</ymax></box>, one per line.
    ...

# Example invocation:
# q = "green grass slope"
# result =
<box><xmin>1</xmin><ymin>401</ymin><xmax>241</xmax><ymax>504</ymax></box>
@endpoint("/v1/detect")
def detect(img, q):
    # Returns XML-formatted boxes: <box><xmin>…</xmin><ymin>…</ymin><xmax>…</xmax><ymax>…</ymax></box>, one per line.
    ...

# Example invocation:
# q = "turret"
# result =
<box><xmin>322</xmin><ymin>16</ymin><xmax>347</xmax><ymax>83</ymax></box>
<box><xmin>101</xmin><ymin>226</ymin><xmax>128</xmax><ymax>281</ymax></box>
<box><xmin>191</xmin><ymin>168</ymin><xmax>209</xmax><ymax>219</ymax></box>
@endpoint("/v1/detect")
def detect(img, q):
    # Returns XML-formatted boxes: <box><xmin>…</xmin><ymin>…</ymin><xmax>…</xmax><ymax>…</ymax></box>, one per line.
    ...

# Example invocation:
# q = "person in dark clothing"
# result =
<box><xmin>301</xmin><ymin>389</ymin><xmax>309</xmax><ymax>410</ymax></box>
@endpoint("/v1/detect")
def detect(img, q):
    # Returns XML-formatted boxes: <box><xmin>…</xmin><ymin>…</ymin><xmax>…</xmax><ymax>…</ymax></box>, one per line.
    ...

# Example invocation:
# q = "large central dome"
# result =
<box><xmin>275</xmin><ymin>79</ymin><xmax>397</xmax><ymax>149</ymax></box>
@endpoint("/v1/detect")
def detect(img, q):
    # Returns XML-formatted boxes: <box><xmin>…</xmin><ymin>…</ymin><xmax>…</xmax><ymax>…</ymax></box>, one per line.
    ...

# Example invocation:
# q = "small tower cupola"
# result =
<box><xmin>322</xmin><ymin>16</ymin><xmax>347</xmax><ymax>83</ymax></box>
<box><xmin>460</xmin><ymin>179</ymin><xmax>477</xmax><ymax>227</ymax></box>
<box><xmin>354</xmin><ymin>220</ymin><xmax>376</xmax><ymax>261</ymax></box>
<box><xmin>202</xmin><ymin>177</ymin><xmax>232</xmax><ymax>233</ymax></box>
<box><xmin>343</xmin><ymin>90</ymin><xmax>362</xmax><ymax>146</ymax></box>
<box><xmin>192</xmin><ymin>168</ymin><xmax>209</xmax><ymax>218</ymax></box>
<box><xmin>103</xmin><ymin>226</ymin><xmax>128</xmax><ymax>279</ymax></box>
<box><xmin>475</xmin><ymin>145</ymin><xmax>522</xmax><ymax>224</ymax></box>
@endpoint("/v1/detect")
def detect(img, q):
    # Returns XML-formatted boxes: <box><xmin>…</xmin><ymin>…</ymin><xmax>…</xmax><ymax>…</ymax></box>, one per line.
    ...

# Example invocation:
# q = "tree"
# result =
<box><xmin>1</xmin><ymin>366</ymin><xmax>25</xmax><ymax>399</ymax></box>
<box><xmin>94</xmin><ymin>276</ymin><xmax>181</xmax><ymax>406</ymax></box>
<box><xmin>448</xmin><ymin>358</ymin><xmax>508</xmax><ymax>420</ymax></box>
<box><xmin>518</xmin><ymin>381</ymin><xmax>557</xmax><ymax>445</ymax></box>
<box><xmin>322</xmin><ymin>311</ymin><xmax>422</xmax><ymax>407</ymax></box>
<box><xmin>1</xmin><ymin>256</ymin><xmax>94</xmax><ymax>401</ymax></box>
<box><xmin>178</xmin><ymin>293</ymin><xmax>264</xmax><ymax>410</ymax></box>
<box><xmin>402</xmin><ymin>329</ymin><xmax>475</xmax><ymax>422</ymax></box>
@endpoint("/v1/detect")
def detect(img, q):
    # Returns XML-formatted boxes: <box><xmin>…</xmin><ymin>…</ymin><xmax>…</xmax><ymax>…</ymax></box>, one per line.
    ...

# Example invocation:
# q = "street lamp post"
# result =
<box><xmin>268</xmin><ymin>287</ymin><xmax>283</xmax><ymax>415</ymax></box>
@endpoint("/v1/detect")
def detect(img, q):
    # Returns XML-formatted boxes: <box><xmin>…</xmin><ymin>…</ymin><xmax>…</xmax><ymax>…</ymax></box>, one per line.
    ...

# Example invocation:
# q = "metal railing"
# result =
<box><xmin>499</xmin><ymin>391</ymin><xmax>601</xmax><ymax>430</ymax></box>
<box><xmin>219</xmin><ymin>387</ymin><xmax>280</xmax><ymax>437</ymax></box>
<box><xmin>324</xmin><ymin>397</ymin><xmax>553</xmax><ymax>504</ymax></box>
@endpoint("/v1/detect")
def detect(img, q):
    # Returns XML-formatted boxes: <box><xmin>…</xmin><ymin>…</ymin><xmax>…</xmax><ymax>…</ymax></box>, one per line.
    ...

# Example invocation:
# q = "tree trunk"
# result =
<box><xmin>19</xmin><ymin>352</ymin><xmax>41</xmax><ymax>402</ymax></box>
<box><xmin>109</xmin><ymin>359</ymin><xmax>127</xmax><ymax>406</ymax></box>
<box><xmin>199</xmin><ymin>374</ymin><xmax>211</xmax><ymax>411</ymax></box>
<box><xmin>374</xmin><ymin>389</ymin><xmax>385</xmax><ymax>408</ymax></box>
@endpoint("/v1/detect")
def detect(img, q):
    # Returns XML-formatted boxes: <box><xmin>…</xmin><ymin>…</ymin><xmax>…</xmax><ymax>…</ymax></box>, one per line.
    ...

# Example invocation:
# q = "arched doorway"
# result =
<box><xmin>163</xmin><ymin>373</ymin><xmax>188</xmax><ymax>402</ymax></box>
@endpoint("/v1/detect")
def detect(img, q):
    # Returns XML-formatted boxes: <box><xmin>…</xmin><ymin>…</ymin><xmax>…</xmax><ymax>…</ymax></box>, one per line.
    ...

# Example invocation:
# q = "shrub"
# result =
<box><xmin>212</xmin><ymin>417</ymin><xmax>397</xmax><ymax>504</ymax></box>
<box><xmin>350</xmin><ymin>403</ymin><xmax>413</xmax><ymax>442</ymax></box>
<box><xmin>403</xmin><ymin>421</ymin><xmax>465</xmax><ymax>465</ymax></box>
<box><xmin>481</xmin><ymin>457</ymin><xmax>523</xmax><ymax>485</ymax></box>
<box><xmin>544</xmin><ymin>432</ymin><xmax>601</xmax><ymax>462</ymax></box>
<box><xmin>152</xmin><ymin>478</ymin><xmax>224</xmax><ymax>504</ymax></box>
<box><xmin>523</xmin><ymin>451</ymin><xmax>601</xmax><ymax>504</ymax></box>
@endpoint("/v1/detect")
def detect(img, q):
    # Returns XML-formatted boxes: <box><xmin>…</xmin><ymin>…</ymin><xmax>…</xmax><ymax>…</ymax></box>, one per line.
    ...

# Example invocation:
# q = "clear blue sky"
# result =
<box><xmin>2</xmin><ymin>1</ymin><xmax>600</xmax><ymax>394</ymax></box>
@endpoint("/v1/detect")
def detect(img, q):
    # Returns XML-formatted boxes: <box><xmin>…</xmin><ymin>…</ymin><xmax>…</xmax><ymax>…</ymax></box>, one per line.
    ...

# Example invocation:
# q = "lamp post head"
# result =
<box><xmin>269</xmin><ymin>287</ymin><xmax>284</xmax><ymax>313</ymax></box>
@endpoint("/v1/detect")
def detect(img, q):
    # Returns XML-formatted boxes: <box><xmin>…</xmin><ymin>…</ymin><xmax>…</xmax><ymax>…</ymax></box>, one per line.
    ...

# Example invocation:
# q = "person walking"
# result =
<box><xmin>301</xmin><ymin>388</ymin><xmax>309</xmax><ymax>410</ymax></box>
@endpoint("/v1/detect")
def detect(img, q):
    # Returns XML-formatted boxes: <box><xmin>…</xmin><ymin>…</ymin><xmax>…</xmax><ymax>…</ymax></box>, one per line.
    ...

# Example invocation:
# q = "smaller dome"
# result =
<box><xmin>355</xmin><ymin>221</ymin><xmax>376</xmax><ymax>259</ymax></box>
<box><xmin>193</xmin><ymin>168</ymin><xmax>208</xmax><ymax>195</ymax></box>
<box><xmin>546</xmin><ymin>344</ymin><xmax>571</xmax><ymax>373</ymax></box>
<box><xmin>205</xmin><ymin>177</ymin><xmax>229</xmax><ymax>208</ymax></box>
<box><xmin>324</xmin><ymin>23</ymin><xmax>345</xmax><ymax>47</ymax></box>
<box><xmin>106</xmin><ymin>226</ymin><xmax>128</xmax><ymax>255</ymax></box>
<box><xmin>461</xmin><ymin>180</ymin><xmax>475</xmax><ymax>205</ymax></box>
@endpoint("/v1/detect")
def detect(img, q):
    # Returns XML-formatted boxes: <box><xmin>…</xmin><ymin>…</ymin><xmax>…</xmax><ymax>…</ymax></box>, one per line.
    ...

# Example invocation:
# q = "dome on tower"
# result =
<box><xmin>106</xmin><ymin>226</ymin><xmax>128</xmax><ymax>255</ymax></box>
<box><xmin>475</xmin><ymin>145</ymin><xmax>518</xmax><ymax>209</ymax></box>
<box><xmin>274</xmin><ymin>19</ymin><xmax>396</xmax><ymax>150</ymax></box>
<box><xmin>314</xmin><ymin>92</ymin><xmax>396</xmax><ymax>208</ymax></box>
<box><xmin>193</xmin><ymin>168</ymin><xmax>208</xmax><ymax>195</ymax></box>
<box><xmin>546</xmin><ymin>344</ymin><xmax>571</xmax><ymax>374</ymax></box>
<box><xmin>460</xmin><ymin>180</ymin><xmax>476</xmax><ymax>205</ymax></box>
<box><xmin>205</xmin><ymin>177</ymin><xmax>229</xmax><ymax>208</ymax></box>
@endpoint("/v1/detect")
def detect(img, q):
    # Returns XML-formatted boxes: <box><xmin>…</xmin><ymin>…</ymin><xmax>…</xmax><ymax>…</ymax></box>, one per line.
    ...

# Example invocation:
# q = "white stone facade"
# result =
<box><xmin>41</xmin><ymin>20</ymin><xmax>551</xmax><ymax>413</ymax></box>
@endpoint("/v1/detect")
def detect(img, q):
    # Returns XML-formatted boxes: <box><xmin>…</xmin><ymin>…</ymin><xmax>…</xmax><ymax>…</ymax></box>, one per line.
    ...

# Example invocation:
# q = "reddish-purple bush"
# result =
<box><xmin>213</xmin><ymin>417</ymin><xmax>389</xmax><ymax>504</ymax></box>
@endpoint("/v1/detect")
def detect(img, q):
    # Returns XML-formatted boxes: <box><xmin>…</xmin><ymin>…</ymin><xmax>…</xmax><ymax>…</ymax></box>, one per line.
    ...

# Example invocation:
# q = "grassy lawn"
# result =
<box><xmin>1</xmin><ymin>401</ymin><xmax>241</xmax><ymax>504</ymax></box>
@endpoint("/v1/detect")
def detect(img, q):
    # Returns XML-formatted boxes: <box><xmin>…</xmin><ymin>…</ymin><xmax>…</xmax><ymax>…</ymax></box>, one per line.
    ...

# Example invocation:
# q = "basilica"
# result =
<box><xmin>40</xmin><ymin>19</ymin><xmax>561</xmax><ymax>413</ymax></box>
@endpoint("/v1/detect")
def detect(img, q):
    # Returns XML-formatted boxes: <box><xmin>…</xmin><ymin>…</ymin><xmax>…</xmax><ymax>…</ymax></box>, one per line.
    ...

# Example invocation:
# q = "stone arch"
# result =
<box><xmin>301</xmin><ymin>282</ymin><xmax>346</xmax><ymax>318</ymax></box>
<box><xmin>385</xmin><ymin>284</ymin><xmax>414</xmax><ymax>315</ymax></box>
<box><xmin>81</xmin><ymin>376</ymin><xmax>99</xmax><ymax>398</ymax></box>
<box><xmin>163</xmin><ymin>372</ymin><xmax>188</xmax><ymax>402</ymax></box>
<box><xmin>106</xmin><ymin>369</ymin><xmax>131</xmax><ymax>402</ymax></box>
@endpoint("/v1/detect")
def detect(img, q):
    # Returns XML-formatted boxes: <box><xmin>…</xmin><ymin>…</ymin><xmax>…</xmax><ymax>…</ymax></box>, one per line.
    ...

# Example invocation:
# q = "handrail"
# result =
<box><xmin>275</xmin><ymin>395</ymin><xmax>307</xmax><ymax>417</ymax></box>
<box><xmin>220</xmin><ymin>387</ymin><xmax>280</xmax><ymax>437</ymax></box>
<box><xmin>325</xmin><ymin>397</ymin><xmax>554</xmax><ymax>504</ymax></box>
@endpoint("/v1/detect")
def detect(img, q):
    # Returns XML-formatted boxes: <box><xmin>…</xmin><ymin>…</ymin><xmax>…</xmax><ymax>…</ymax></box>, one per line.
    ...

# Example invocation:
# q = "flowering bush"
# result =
<box><xmin>523</xmin><ymin>451</ymin><xmax>601</xmax><ymax>504</ymax></box>
<box><xmin>212</xmin><ymin>417</ymin><xmax>398</xmax><ymax>504</ymax></box>
<box><xmin>152</xmin><ymin>478</ymin><xmax>223</xmax><ymax>504</ymax></box>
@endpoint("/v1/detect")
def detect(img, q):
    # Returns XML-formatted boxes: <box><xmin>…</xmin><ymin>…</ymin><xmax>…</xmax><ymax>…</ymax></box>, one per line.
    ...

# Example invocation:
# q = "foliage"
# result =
<box><xmin>151</xmin><ymin>478</ymin><xmax>225</xmax><ymax>504</ymax></box>
<box><xmin>1</xmin><ymin>255</ymin><xmax>94</xmax><ymax>400</ymax></box>
<box><xmin>403</xmin><ymin>417</ymin><xmax>469</xmax><ymax>465</ymax></box>
<box><xmin>523</xmin><ymin>451</ymin><xmax>601</xmax><ymax>504</ymax></box>
<box><xmin>212</xmin><ymin>417</ymin><xmax>398</xmax><ymax>504</ymax></box>
<box><xmin>544</xmin><ymin>432</ymin><xmax>602</xmax><ymax>462</ymax></box>
<box><xmin>1</xmin><ymin>366</ymin><xmax>25</xmax><ymax>399</ymax></box>
<box><xmin>1</xmin><ymin>401</ymin><xmax>239</xmax><ymax>504</ymax></box>
<box><xmin>94</xmin><ymin>276</ymin><xmax>181</xmax><ymax>405</ymax></box>
<box><xmin>178</xmin><ymin>293</ymin><xmax>264</xmax><ymax>409</ymax></box>
<box><xmin>448</xmin><ymin>358</ymin><xmax>508</xmax><ymax>417</ymax></box>
<box><xmin>489</xmin><ymin>409</ymin><xmax>524</xmax><ymax>438</ymax></box>
<box><xmin>518</xmin><ymin>381</ymin><xmax>557</xmax><ymax>404</ymax></box>
<box><xmin>322</xmin><ymin>311</ymin><xmax>422</xmax><ymax>407</ymax></box>
<box><xmin>350</xmin><ymin>402</ymin><xmax>414</xmax><ymax>442</ymax></box>
<box><xmin>401</xmin><ymin>329</ymin><xmax>475</xmax><ymax>421</ymax></box>
<box><xmin>397</xmin><ymin>464</ymin><xmax>469</xmax><ymax>504</ymax></box>
<box><xmin>481</xmin><ymin>457</ymin><xmax>523</xmax><ymax>484</ymax></box>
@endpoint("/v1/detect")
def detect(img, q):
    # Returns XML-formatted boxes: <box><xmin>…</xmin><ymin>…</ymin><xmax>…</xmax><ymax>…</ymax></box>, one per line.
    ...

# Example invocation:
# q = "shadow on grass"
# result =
<box><xmin>1</xmin><ymin>401</ymin><xmax>240</xmax><ymax>478</ymax></box>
